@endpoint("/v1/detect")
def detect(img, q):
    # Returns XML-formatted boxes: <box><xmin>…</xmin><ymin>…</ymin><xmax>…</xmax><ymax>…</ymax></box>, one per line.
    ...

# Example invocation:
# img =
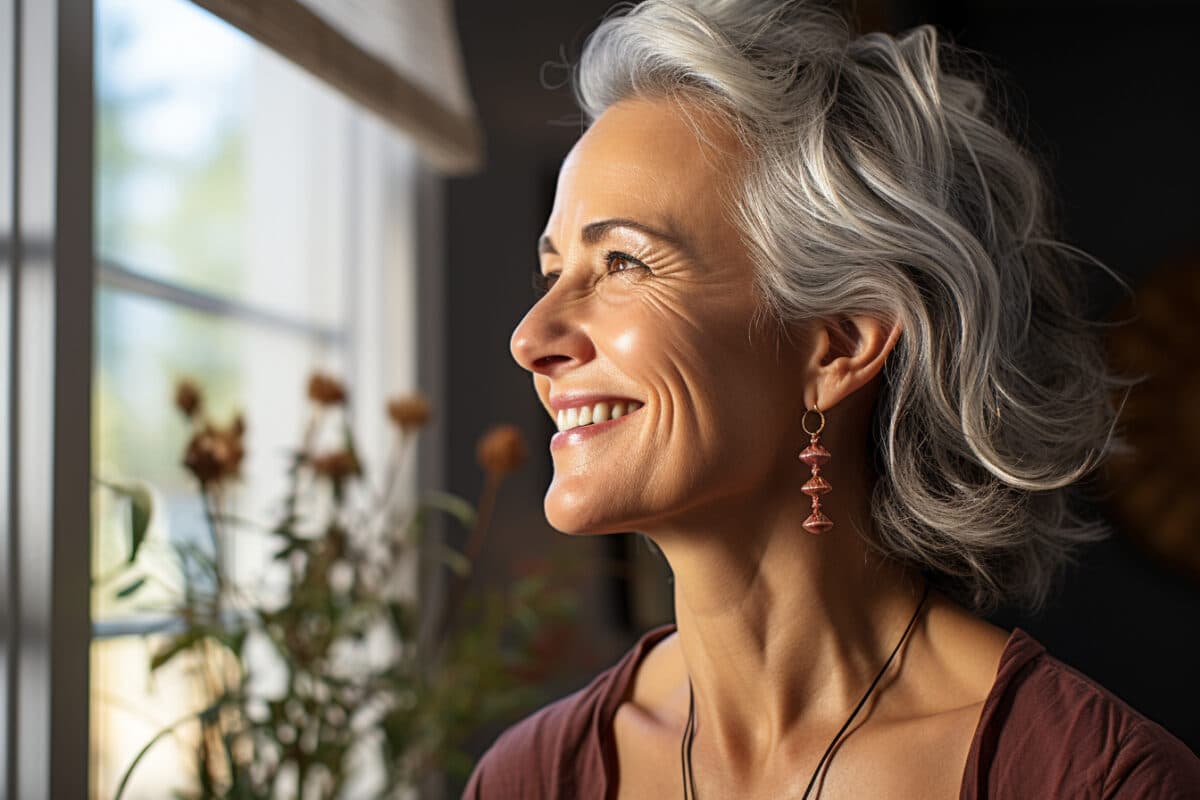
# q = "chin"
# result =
<box><xmin>544</xmin><ymin>487</ymin><xmax>637</xmax><ymax>535</ymax></box>
<box><xmin>544</xmin><ymin>504</ymin><xmax>612</xmax><ymax>536</ymax></box>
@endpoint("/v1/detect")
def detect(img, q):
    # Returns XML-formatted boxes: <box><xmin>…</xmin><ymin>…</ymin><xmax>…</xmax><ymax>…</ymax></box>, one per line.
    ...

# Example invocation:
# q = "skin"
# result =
<box><xmin>509</xmin><ymin>95</ymin><xmax>1011</xmax><ymax>799</ymax></box>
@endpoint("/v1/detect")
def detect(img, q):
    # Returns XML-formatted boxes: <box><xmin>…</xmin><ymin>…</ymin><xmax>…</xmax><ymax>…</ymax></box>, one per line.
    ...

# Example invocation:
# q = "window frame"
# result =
<box><xmin>2</xmin><ymin>0</ymin><xmax>95</xmax><ymax>797</ymax></box>
<box><xmin>0</xmin><ymin>0</ymin><xmax>449</xmax><ymax>795</ymax></box>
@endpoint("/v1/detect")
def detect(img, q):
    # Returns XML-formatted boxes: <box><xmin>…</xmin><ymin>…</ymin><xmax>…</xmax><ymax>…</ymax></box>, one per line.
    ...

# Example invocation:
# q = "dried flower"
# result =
<box><xmin>475</xmin><ymin>424</ymin><xmax>527</xmax><ymax>476</ymax></box>
<box><xmin>309</xmin><ymin>449</ymin><xmax>362</xmax><ymax>481</ymax></box>
<box><xmin>183</xmin><ymin>424</ymin><xmax>244</xmax><ymax>485</ymax></box>
<box><xmin>127</xmin><ymin>371</ymin><xmax>581</xmax><ymax>797</ymax></box>
<box><xmin>307</xmin><ymin>373</ymin><xmax>347</xmax><ymax>406</ymax></box>
<box><xmin>183</xmin><ymin>432</ymin><xmax>222</xmax><ymax>485</ymax></box>
<box><xmin>221</xmin><ymin>428</ymin><xmax>246</xmax><ymax>478</ymax></box>
<box><xmin>387</xmin><ymin>394</ymin><xmax>431</xmax><ymax>432</ymax></box>
<box><xmin>175</xmin><ymin>379</ymin><xmax>202</xmax><ymax>418</ymax></box>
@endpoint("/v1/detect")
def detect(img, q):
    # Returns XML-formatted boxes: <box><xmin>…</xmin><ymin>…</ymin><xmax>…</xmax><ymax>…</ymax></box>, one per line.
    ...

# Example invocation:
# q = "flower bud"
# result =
<box><xmin>174</xmin><ymin>379</ymin><xmax>202</xmax><ymax>418</ymax></box>
<box><xmin>310</xmin><ymin>449</ymin><xmax>362</xmax><ymax>480</ymax></box>
<box><xmin>476</xmin><ymin>424</ymin><xmax>527</xmax><ymax>477</ymax></box>
<box><xmin>183</xmin><ymin>430</ymin><xmax>226</xmax><ymax>485</ymax></box>
<box><xmin>182</xmin><ymin>419</ymin><xmax>246</xmax><ymax>486</ymax></box>
<box><xmin>387</xmin><ymin>394</ymin><xmax>431</xmax><ymax>432</ymax></box>
<box><xmin>307</xmin><ymin>373</ymin><xmax>347</xmax><ymax>406</ymax></box>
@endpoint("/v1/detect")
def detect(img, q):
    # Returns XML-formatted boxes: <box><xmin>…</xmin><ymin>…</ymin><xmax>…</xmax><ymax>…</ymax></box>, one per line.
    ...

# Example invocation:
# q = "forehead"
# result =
<box><xmin>548</xmin><ymin>96</ymin><xmax>743</xmax><ymax>240</ymax></box>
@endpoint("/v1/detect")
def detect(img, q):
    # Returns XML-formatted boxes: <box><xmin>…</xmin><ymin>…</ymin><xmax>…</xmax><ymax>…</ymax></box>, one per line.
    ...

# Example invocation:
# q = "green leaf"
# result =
<box><xmin>342</xmin><ymin>419</ymin><xmax>360</xmax><ymax>458</ymax></box>
<box><xmin>550</xmin><ymin>593</ymin><xmax>580</xmax><ymax>619</ymax></box>
<box><xmin>214</xmin><ymin>626</ymin><xmax>249</xmax><ymax>659</ymax></box>
<box><xmin>112</xmin><ymin>701</ymin><xmax>226</xmax><ymax>800</ymax></box>
<box><xmin>442</xmin><ymin>747</ymin><xmax>476</xmax><ymax>783</ymax></box>
<box><xmin>431</xmin><ymin>540</ymin><xmax>472</xmax><ymax>578</ymax></box>
<box><xmin>512</xmin><ymin>602</ymin><xmax>538</xmax><ymax>633</ymax></box>
<box><xmin>405</xmin><ymin>507</ymin><xmax>428</xmax><ymax>545</ymax></box>
<box><xmin>273</xmin><ymin>541</ymin><xmax>301</xmax><ymax>561</ymax></box>
<box><xmin>95</xmin><ymin>477</ymin><xmax>154</xmax><ymax>564</ymax></box>
<box><xmin>420</xmin><ymin>490</ymin><xmax>477</xmax><ymax>531</ymax></box>
<box><xmin>388</xmin><ymin>601</ymin><xmax>416</xmax><ymax>640</ymax></box>
<box><xmin>114</xmin><ymin>576</ymin><xmax>147</xmax><ymax>599</ymax></box>
<box><xmin>512</xmin><ymin>574</ymin><xmax>547</xmax><ymax>600</ymax></box>
<box><xmin>150</xmin><ymin>628</ymin><xmax>202</xmax><ymax>672</ymax></box>
<box><xmin>127</xmin><ymin>490</ymin><xmax>153</xmax><ymax>562</ymax></box>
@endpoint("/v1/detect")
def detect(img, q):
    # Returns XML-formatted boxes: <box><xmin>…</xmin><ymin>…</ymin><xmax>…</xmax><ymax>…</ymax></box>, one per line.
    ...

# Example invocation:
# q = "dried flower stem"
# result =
<box><xmin>198</xmin><ymin>484</ymin><xmax>232</xmax><ymax>782</ymax></box>
<box><xmin>371</xmin><ymin>430</ymin><xmax>414</xmax><ymax>530</ymax></box>
<box><xmin>465</xmin><ymin>471</ymin><xmax>501</xmax><ymax>565</ymax></box>
<box><xmin>300</xmin><ymin>407</ymin><xmax>320</xmax><ymax>455</ymax></box>
<box><xmin>114</xmin><ymin>376</ymin><xmax>557</xmax><ymax>796</ymax></box>
<box><xmin>201</xmin><ymin>486</ymin><xmax>225</xmax><ymax>604</ymax></box>
<box><xmin>433</xmin><ymin>470</ymin><xmax>502</xmax><ymax>662</ymax></box>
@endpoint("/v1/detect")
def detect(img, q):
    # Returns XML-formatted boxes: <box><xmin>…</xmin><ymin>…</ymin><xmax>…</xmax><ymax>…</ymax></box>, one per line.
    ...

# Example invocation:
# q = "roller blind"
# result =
<box><xmin>189</xmin><ymin>0</ymin><xmax>483</xmax><ymax>174</ymax></box>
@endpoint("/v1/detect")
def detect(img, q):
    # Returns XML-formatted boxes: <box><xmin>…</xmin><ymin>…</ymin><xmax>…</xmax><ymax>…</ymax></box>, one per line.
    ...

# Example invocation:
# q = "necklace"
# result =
<box><xmin>680</xmin><ymin>582</ymin><xmax>931</xmax><ymax>800</ymax></box>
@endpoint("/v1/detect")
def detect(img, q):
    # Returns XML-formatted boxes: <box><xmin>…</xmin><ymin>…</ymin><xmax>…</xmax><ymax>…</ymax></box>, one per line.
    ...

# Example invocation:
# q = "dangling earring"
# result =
<box><xmin>799</xmin><ymin>404</ymin><xmax>833</xmax><ymax>534</ymax></box>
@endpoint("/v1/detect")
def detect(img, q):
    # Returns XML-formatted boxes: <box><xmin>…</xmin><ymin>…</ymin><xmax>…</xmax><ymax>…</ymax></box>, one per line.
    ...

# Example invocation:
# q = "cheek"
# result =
<box><xmin>543</xmin><ymin>275</ymin><xmax>792</xmax><ymax>532</ymax></box>
<box><xmin>605</xmin><ymin>289</ymin><xmax>784</xmax><ymax>458</ymax></box>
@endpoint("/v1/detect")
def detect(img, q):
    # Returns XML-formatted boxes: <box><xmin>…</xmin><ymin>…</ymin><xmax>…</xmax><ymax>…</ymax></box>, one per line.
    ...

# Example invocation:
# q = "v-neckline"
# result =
<box><xmin>595</xmin><ymin>621</ymin><xmax>1046</xmax><ymax>800</ymax></box>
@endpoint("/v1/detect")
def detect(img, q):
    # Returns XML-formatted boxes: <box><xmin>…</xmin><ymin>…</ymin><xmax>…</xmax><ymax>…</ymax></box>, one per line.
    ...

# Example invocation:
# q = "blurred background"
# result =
<box><xmin>1</xmin><ymin>0</ymin><xmax>1197</xmax><ymax>798</ymax></box>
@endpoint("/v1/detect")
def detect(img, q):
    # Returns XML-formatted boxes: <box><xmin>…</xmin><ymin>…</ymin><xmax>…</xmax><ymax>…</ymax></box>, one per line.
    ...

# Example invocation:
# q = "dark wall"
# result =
<box><xmin>444</xmin><ymin>0</ymin><xmax>1200</xmax><ymax>792</ymax></box>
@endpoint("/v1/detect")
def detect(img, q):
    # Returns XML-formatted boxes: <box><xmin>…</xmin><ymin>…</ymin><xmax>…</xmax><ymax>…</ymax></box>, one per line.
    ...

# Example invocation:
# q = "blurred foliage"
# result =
<box><xmin>93</xmin><ymin>373</ymin><xmax>581</xmax><ymax>798</ymax></box>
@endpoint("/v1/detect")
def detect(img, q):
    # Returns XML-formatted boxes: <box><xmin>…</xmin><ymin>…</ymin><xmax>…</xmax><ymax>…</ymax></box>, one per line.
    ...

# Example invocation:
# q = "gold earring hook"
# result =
<box><xmin>802</xmin><ymin>404</ymin><xmax>825</xmax><ymax>437</ymax></box>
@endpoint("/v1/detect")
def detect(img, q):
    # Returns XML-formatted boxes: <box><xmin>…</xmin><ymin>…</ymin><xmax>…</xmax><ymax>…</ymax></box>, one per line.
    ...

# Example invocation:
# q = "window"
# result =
<box><xmin>89</xmin><ymin>1</ymin><xmax>425</xmax><ymax>796</ymax></box>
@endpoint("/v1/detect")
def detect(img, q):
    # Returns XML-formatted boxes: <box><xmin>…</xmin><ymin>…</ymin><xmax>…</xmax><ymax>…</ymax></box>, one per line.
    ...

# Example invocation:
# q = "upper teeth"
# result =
<box><xmin>556</xmin><ymin>401</ymin><xmax>643</xmax><ymax>432</ymax></box>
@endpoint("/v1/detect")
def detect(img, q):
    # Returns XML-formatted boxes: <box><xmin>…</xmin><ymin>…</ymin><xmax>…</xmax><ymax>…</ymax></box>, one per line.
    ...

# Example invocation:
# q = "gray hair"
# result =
<box><xmin>572</xmin><ymin>0</ymin><xmax>1137</xmax><ymax>613</ymax></box>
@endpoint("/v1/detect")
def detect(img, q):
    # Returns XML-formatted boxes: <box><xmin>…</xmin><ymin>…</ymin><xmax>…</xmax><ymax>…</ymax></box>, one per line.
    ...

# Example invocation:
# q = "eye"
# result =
<box><xmin>531</xmin><ymin>252</ymin><xmax>648</xmax><ymax>300</ymax></box>
<box><xmin>605</xmin><ymin>251</ymin><xmax>650</xmax><ymax>275</ymax></box>
<box><xmin>531</xmin><ymin>269</ymin><xmax>558</xmax><ymax>299</ymax></box>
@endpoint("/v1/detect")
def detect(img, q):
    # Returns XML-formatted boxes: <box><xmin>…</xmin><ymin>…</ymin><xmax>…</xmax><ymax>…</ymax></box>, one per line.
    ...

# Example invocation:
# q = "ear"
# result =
<box><xmin>802</xmin><ymin>314</ymin><xmax>903</xmax><ymax>411</ymax></box>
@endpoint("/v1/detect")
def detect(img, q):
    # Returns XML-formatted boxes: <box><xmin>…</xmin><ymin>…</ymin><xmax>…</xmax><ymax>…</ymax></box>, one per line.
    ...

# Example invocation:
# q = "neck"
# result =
<box><xmin>643</xmin><ymin>452</ymin><xmax>928</xmax><ymax>778</ymax></box>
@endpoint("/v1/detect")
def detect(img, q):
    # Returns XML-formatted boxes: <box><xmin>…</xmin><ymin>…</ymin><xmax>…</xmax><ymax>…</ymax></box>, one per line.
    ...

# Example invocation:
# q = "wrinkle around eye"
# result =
<box><xmin>531</xmin><ymin>246</ymin><xmax>707</xmax><ymax>307</ymax></box>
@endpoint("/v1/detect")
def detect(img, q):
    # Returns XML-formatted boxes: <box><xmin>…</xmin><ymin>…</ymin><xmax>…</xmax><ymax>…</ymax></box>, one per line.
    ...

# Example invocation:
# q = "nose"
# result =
<box><xmin>510</xmin><ymin>292</ymin><xmax>596</xmax><ymax>379</ymax></box>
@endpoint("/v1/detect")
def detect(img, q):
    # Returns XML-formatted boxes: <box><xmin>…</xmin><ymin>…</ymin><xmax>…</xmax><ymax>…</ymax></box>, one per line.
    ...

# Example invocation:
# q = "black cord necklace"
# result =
<box><xmin>680</xmin><ymin>582</ymin><xmax>930</xmax><ymax>800</ymax></box>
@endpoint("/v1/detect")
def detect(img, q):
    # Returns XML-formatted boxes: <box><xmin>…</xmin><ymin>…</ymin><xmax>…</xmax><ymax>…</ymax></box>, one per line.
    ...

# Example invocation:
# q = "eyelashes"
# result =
<box><xmin>531</xmin><ymin>269</ymin><xmax>553</xmax><ymax>298</ymax></box>
<box><xmin>532</xmin><ymin>251</ymin><xmax>649</xmax><ymax>299</ymax></box>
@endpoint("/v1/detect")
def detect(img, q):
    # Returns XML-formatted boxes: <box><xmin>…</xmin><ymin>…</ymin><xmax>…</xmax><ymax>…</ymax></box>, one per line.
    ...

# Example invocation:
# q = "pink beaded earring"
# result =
<box><xmin>799</xmin><ymin>404</ymin><xmax>833</xmax><ymax>534</ymax></box>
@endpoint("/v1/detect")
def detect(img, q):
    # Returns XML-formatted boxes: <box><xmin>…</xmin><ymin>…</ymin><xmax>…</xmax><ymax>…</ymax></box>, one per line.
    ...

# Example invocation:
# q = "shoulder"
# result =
<box><xmin>461</xmin><ymin>670</ymin><xmax>613</xmax><ymax>799</ymax></box>
<box><xmin>966</xmin><ymin>628</ymin><xmax>1200</xmax><ymax>798</ymax></box>
<box><xmin>1103</xmin><ymin>716</ymin><xmax>1200</xmax><ymax>798</ymax></box>
<box><xmin>463</xmin><ymin>624</ymin><xmax>673</xmax><ymax>799</ymax></box>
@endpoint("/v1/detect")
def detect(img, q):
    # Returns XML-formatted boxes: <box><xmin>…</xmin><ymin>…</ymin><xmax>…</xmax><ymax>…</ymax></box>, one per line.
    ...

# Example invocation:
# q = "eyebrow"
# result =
<box><xmin>537</xmin><ymin>218</ymin><xmax>689</xmax><ymax>257</ymax></box>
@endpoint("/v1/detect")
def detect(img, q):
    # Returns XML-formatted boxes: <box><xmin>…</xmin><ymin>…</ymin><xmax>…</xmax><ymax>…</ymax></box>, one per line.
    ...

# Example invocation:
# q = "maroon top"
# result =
<box><xmin>463</xmin><ymin>622</ymin><xmax>1200</xmax><ymax>798</ymax></box>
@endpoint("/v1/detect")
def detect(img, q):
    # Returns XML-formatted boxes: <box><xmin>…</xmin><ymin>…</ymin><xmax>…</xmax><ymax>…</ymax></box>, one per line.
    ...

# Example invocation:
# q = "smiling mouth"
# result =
<box><xmin>550</xmin><ymin>402</ymin><xmax>644</xmax><ymax>450</ymax></box>
<box><xmin>555</xmin><ymin>400</ymin><xmax>644</xmax><ymax>432</ymax></box>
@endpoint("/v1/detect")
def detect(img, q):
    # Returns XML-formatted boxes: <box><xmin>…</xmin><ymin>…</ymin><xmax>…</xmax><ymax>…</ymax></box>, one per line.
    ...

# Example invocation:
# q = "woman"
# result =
<box><xmin>466</xmin><ymin>1</ymin><xmax>1200</xmax><ymax>797</ymax></box>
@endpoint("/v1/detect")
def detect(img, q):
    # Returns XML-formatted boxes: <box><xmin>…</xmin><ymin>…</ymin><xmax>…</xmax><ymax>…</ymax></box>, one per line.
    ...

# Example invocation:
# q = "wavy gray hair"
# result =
<box><xmin>572</xmin><ymin>0</ymin><xmax>1136</xmax><ymax>613</ymax></box>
